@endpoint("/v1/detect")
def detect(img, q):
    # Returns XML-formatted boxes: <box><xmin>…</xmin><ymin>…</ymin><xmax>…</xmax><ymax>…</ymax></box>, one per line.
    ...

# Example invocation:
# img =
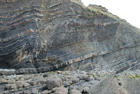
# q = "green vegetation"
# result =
<box><xmin>70</xmin><ymin>0</ymin><xmax>121</xmax><ymax>20</ymax></box>
<box><xmin>87</xmin><ymin>6</ymin><xmax>121</xmax><ymax>20</ymax></box>
<box><xmin>115</xmin><ymin>75</ymin><xmax>119</xmax><ymax>78</ymax></box>
<box><xmin>24</xmin><ymin>6</ymin><xmax>28</xmax><ymax>8</ymax></box>
<box><xmin>128</xmin><ymin>74</ymin><xmax>140</xmax><ymax>79</ymax></box>
<box><xmin>64</xmin><ymin>72</ymin><xmax>68</xmax><ymax>75</ymax></box>
<box><xmin>136</xmin><ymin>74</ymin><xmax>140</xmax><ymax>78</ymax></box>
<box><xmin>98</xmin><ymin>74</ymin><xmax>101</xmax><ymax>77</ymax></box>
<box><xmin>47</xmin><ymin>71</ymin><xmax>55</xmax><ymax>74</ymax></box>
<box><xmin>70</xmin><ymin>0</ymin><xmax>86</xmax><ymax>8</ymax></box>
<box><xmin>92</xmin><ymin>74</ymin><xmax>96</xmax><ymax>77</ymax></box>
<box><xmin>129</xmin><ymin>75</ymin><xmax>136</xmax><ymax>79</ymax></box>
<box><xmin>90</xmin><ymin>82</ymin><xmax>94</xmax><ymax>84</ymax></box>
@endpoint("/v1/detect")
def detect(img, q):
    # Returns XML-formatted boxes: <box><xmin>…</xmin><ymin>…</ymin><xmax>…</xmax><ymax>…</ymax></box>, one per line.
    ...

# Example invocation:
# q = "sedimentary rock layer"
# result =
<box><xmin>0</xmin><ymin>0</ymin><xmax>140</xmax><ymax>72</ymax></box>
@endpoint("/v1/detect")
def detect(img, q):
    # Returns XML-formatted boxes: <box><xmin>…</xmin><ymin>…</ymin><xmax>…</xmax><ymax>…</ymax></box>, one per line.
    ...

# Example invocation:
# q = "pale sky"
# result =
<box><xmin>81</xmin><ymin>0</ymin><xmax>140</xmax><ymax>29</ymax></box>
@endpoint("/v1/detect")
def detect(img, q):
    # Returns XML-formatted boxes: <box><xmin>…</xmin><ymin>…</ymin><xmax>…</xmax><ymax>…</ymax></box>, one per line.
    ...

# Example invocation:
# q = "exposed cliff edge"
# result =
<box><xmin>0</xmin><ymin>0</ymin><xmax>140</xmax><ymax>73</ymax></box>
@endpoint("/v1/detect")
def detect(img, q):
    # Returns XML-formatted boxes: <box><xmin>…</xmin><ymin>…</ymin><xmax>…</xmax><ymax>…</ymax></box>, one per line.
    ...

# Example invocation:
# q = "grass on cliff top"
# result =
<box><xmin>70</xmin><ymin>0</ymin><xmax>121</xmax><ymax>20</ymax></box>
<box><xmin>88</xmin><ymin>7</ymin><xmax>121</xmax><ymax>20</ymax></box>
<box><xmin>70</xmin><ymin>0</ymin><xmax>86</xmax><ymax>8</ymax></box>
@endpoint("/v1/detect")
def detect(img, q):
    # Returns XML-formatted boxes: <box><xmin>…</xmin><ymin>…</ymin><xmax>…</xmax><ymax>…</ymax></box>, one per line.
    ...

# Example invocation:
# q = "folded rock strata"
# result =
<box><xmin>0</xmin><ymin>0</ymin><xmax>140</xmax><ymax>73</ymax></box>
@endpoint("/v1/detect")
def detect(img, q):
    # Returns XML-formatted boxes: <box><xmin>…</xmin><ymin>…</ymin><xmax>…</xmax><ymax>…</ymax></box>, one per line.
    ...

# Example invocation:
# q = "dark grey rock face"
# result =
<box><xmin>0</xmin><ymin>0</ymin><xmax>140</xmax><ymax>74</ymax></box>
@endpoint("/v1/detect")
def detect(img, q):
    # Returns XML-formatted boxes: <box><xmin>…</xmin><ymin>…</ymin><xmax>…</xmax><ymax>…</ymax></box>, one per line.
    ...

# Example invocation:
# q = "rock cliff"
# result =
<box><xmin>0</xmin><ymin>0</ymin><xmax>140</xmax><ymax>73</ymax></box>
<box><xmin>1</xmin><ymin>0</ymin><xmax>140</xmax><ymax>94</ymax></box>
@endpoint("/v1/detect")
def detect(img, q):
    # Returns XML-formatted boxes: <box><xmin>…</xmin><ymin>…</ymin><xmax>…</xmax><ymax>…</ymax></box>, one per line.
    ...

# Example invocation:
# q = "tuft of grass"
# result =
<box><xmin>98</xmin><ymin>74</ymin><xmax>101</xmax><ymax>77</ymax></box>
<box><xmin>70</xmin><ymin>0</ymin><xmax>86</xmax><ymax>8</ymax></box>
<box><xmin>90</xmin><ymin>82</ymin><xmax>94</xmax><ymax>84</ymax></box>
<box><xmin>135</xmin><ymin>74</ymin><xmax>140</xmax><ymax>78</ymax></box>
<box><xmin>130</xmin><ymin>76</ymin><xmax>135</xmax><ymax>79</ymax></box>
<box><xmin>70</xmin><ymin>0</ymin><xmax>122</xmax><ymax>20</ymax></box>
<box><xmin>24</xmin><ymin>6</ymin><xmax>28</xmax><ymax>8</ymax></box>
<box><xmin>115</xmin><ymin>75</ymin><xmax>119</xmax><ymax>79</ymax></box>
<box><xmin>103</xmin><ymin>76</ymin><xmax>105</xmax><ymax>78</ymax></box>
<box><xmin>92</xmin><ymin>74</ymin><xmax>96</xmax><ymax>77</ymax></box>
<box><xmin>128</xmin><ymin>74</ymin><xmax>140</xmax><ymax>79</ymax></box>
<box><xmin>47</xmin><ymin>71</ymin><xmax>55</xmax><ymax>74</ymax></box>
<box><xmin>87</xmin><ymin>6</ymin><xmax>121</xmax><ymax>20</ymax></box>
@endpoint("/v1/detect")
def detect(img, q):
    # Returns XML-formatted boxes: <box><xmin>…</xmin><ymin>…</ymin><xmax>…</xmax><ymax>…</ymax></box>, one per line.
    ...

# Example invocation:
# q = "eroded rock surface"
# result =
<box><xmin>0</xmin><ymin>0</ymin><xmax>140</xmax><ymax>73</ymax></box>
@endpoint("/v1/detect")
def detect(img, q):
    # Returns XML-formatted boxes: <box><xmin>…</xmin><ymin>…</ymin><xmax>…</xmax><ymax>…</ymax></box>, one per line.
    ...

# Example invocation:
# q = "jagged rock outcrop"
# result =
<box><xmin>0</xmin><ymin>0</ymin><xmax>140</xmax><ymax>73</ymax></box>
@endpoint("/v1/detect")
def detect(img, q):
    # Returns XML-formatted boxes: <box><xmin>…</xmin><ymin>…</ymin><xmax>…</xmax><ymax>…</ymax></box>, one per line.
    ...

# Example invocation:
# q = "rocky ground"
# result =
<box><xmin>0</xmin><ymin>69</ymin><xmax>140</xmax><ymax>94</ymax></box>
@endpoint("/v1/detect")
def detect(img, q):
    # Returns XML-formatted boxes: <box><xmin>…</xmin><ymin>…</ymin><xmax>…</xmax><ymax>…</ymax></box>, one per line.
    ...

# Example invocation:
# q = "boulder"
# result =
<box><xmin>29</xmin><ymin>81</ymin><xmax>37</xmax><ymax>86</ymax></box>
<box><xmin>46</xmin><ymin>78</ymin><xmax>62</xmax><ymax>90</ymax></box>
<box><xmin>52</xmin><ymin>87</ymin><xmax>68</xmax><ymax>94</ymax></box>
<box><xmin>7</xmin><ymin>79</ymin><xmax>15</xmax><ymax>84</ymax></box>
<box><xmin>5</xmin><ymin>84</ymin><xmax>17</xmax><ymax>90</ymax></box>
<box><xmin>82</xmin><ymin>87</ymin><xmax>89</xmax><ymax>93</ymax></box>
<box><xmin>23</xmin><ymin>82</ymin><xmax>30</xmax><ymax>88</ymax></box>
<box><xmin>31</xmin><ymin>88</ymin><xmax>39</xmax><ymax>94</ymax></box>
<box><xmin>43</xmin><ymin>73</ymin><xmax>49</xmax><ymax>78</ymax></box>
<box><xmin>42</xmin><ymin>90</ymin><xmax>52</xmax><ymax>94</ymax></box>
<box><xmin>69</xmin><ymin>89</ymin><xmax>81</xmax><ymax>94</ymax></box>
<box><xmin>71</xmin><ymin>77</ymin><xmax>80</xmax><ymax>84</ymax></box>
<box><xmin>94</xmin><ymin>76</ymin><xmax>101</xmax><ymax>81</ymax></box>
<box><xmin>63</xmin><ymin>81</ymin><xmax>70</xmax><ymax>87</ymax></box>
<box><xmin>36</xmin><ymin>78</ymin><xmax>47</xmax><ymax>85</ymax></box>
<box><xmin>57</xmin><ymin>71</ymin><xmax>62</xmax><ymax>74</ymax></box>
<box><xmin>0</xmin><ymin>78</ymin><xmax>8</xmax><ymax>84</ymax></box>
<box><xmin>82</xmin><ymin>76</ymin><xmax>92</xmax><ymax>81</ymax></box>
<box><xmin>15</xmin><ymin>81</ymin><xmax>30</xmax><ymax>89</ymax></box>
